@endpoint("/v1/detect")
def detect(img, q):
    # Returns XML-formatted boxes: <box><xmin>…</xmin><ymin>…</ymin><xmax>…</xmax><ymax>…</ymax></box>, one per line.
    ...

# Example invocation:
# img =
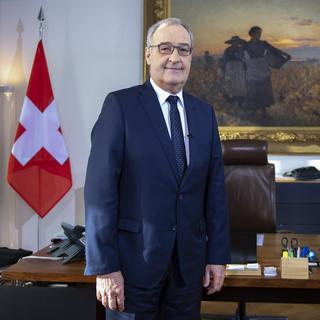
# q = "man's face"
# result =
<box><xmin>145</xmin><ymin>24</ymin><xmax>192</xmax><ymax>94</ymax></box>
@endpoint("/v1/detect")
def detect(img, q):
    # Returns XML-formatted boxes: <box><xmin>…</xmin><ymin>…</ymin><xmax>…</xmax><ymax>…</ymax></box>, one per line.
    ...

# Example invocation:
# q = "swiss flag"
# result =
<box><xmin>7</xmin><ymin>40</ymin><xmax>72</xmax><ymax>218</ymax></box>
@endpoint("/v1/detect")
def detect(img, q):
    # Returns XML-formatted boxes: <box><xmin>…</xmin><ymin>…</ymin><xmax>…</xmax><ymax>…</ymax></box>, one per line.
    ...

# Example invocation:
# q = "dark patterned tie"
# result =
<box><xmin>167</xmin><ymin>95</ymin><xmax>187</xmax><ymax>181</ymax></box>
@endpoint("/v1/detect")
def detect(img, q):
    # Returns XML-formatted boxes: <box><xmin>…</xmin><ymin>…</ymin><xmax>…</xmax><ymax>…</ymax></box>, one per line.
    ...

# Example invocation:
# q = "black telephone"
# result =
<box><xmin>47</xmin><ymin>222</ymin><xmax>85</xmax><ymax>264</ymax></box>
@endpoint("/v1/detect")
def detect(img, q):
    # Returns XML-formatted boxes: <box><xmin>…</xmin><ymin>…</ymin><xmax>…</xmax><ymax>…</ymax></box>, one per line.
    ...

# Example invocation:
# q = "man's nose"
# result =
<box><xmin>168</xmin><ymin>47</ymin><xmax>181</xmax><ymax>62</ymax></box>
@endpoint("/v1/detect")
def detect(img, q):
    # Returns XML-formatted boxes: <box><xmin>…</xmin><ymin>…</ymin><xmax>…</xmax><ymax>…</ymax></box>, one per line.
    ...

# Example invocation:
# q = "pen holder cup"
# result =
<box><xmin>281</xmin><ymin>257</ymin><xmax>309</xmax><ymax>279</ymax></box>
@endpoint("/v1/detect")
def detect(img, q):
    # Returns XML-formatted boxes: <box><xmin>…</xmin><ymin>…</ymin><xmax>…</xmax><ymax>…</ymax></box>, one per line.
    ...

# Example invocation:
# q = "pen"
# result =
<box><xmin>289</xmin><ymin>248</ymin><xmax>294</xmax><ymax>258</ymax></box>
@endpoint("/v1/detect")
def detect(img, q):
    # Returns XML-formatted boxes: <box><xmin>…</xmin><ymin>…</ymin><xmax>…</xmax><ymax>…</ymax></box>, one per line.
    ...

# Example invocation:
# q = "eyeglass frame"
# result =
<box><xmin>148</xmin><ymin>42</ymin><xmax>193</xmax><ymax>56</ymax></box>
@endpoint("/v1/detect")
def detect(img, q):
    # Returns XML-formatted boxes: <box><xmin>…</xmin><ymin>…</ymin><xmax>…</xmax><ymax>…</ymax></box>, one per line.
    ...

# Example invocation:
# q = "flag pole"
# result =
<box><xmin>8</xmin><ymin>5</ymin><xmax>72</xmax><ymax>250</ymax></box>
<box><xmin>37</xmin><ymin>6</ymin><xmax>45</xmax><ymax>250</ymax></box>
<box><xmin>38</xmin><ymin>6</ymin><xmax>45</xmax><ymax>40</ymax></box>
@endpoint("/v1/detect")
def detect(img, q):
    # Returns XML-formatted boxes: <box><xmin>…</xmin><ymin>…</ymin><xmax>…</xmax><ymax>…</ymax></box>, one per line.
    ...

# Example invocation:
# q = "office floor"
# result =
<box><xmin>201</xmin><ymin>302</ymin><xmax>320</xmax><ymax>320</ymax></box>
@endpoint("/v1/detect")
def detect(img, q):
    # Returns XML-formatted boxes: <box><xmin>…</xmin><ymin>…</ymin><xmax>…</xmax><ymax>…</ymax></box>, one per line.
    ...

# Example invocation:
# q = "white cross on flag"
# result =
<box><xmin>7</xmin><ymin>40</ymin><xmax>72</xmax><ymax>218</ymax></box>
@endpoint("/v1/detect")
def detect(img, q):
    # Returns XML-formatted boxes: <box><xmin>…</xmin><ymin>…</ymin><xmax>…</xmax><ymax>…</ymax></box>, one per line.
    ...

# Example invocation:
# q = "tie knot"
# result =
<box><xmin>167</xmin><ymin>95</ymin><xmax>179</xmax><ymax>106</ymax></box>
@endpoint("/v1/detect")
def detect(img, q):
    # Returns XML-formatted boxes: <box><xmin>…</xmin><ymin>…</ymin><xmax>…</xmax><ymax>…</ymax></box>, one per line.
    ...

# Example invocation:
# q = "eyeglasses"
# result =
<box><xmin>149</xmin><ymin>42</ymin><xmax>192</xmax><ymax>56</ymax></box>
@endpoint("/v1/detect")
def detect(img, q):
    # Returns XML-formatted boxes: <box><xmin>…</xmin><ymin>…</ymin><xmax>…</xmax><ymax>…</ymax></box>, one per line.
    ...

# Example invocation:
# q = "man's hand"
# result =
<box><xmin>96</xmin><ymin>271</ymin><xmax>124</xmax><ymax>311</ymax></box>
<box><xmin>202</xmin><ymin>264</ymin><xmax>225</xmax><ymax>295</ymax></box>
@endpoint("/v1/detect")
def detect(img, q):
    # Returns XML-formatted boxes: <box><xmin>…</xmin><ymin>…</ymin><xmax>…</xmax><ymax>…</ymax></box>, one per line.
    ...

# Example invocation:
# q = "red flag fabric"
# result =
<box><xmin>7</xmin><ymin>40</ymin><xmax>72</xmax><ymax>218</ymax></box>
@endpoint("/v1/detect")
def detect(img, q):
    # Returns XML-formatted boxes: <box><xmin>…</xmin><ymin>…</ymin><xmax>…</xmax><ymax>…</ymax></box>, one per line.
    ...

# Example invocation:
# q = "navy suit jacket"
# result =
<box><xmin>84</xmin><ymin>80</ymin><xmax>230</xmax><ymax>288</ymax></box>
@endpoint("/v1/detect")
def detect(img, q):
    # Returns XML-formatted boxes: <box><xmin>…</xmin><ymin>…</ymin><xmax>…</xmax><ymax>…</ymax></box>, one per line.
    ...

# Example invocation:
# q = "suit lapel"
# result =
<box><xmin>138</xmin><ymin>81</ymin><xmax>180</xmax><ymax>185</ymax></box>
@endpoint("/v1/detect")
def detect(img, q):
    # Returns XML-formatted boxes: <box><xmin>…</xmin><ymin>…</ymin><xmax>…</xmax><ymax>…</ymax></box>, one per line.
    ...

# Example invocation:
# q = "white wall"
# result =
<box><xmin>269</xmin><ymin>155</ymin><xmax>320</xmax><ymax>177</ymax></box>
<box><xmin>0</xmin><ymin>0</ymin><xmax>319</xmax><ymax>252</ymax></box>
<box><xmin>0</xmin><ymin>0</ymin><xmax>143</xmax><ymax>251</ymax></box>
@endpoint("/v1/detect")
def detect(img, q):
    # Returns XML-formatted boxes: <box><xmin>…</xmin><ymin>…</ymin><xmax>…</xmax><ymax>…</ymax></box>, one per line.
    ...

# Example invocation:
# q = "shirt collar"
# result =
<box><xmin>150</xmin><ymin>78</ymin><xmax>184</xmax><ymax>107</ymax></box>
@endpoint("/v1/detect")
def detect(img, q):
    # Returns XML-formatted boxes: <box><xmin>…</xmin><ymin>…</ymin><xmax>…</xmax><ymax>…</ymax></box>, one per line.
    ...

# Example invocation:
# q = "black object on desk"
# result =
<box><xmin>0</xmin><ymin>247</ymin><xmax>32</xmax><ymax>267</ymax></box>
<box><xmin>283</xmin><ymin>166</ymin><xmax>320</xmax><ymax>181</ymax></box>
<box><xmin>230</xmin><ymin>232</ymin><xmax>257</xmax><ymax>264</ymax></box>
<box><xmin>48</xmin><ymin>223</ymin><xmax>85</xmax><ymax>264</ymax></box>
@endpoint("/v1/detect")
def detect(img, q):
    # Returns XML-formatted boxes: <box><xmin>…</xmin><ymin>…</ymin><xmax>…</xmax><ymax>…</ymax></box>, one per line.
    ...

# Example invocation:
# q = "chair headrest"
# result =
<box><xmin>222</xmin><ymin>139</ymin><xmax>268</xmax><ymax>165</ymax></box>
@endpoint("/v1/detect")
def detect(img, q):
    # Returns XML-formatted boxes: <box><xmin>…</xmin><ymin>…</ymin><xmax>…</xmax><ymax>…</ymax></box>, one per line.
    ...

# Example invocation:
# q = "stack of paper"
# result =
<box><xmin>226</xmin><ymin>263</ymin><xmax>261</xmax><ymax>276</ymax></box>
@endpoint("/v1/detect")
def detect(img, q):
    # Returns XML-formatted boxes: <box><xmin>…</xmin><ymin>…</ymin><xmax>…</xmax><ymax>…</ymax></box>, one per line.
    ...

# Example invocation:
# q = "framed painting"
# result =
<box><xmin>144</xmin><ymin>0</ymin><xmax>320</xmax><ymax>153</ymax></box>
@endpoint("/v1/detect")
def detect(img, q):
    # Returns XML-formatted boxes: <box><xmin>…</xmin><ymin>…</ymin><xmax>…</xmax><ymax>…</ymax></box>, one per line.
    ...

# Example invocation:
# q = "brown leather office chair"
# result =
<box><xmin>222</xmin><ymin>139</ymin><xmax>276</xmax><ymax>234</ymax></box>
<box><xmin>222</xmin><ymin>139</ymin><xmax>277</xmax><ymax>320</ymax></box>
<box><xmin>202</xmin><ymin>140</ymin><xmax>282</xmax><ymax>320</ymax></box>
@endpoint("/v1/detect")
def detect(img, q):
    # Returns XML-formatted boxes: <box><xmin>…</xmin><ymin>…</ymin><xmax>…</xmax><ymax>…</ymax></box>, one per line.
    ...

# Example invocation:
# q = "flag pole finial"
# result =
<box><xmin>38</xmin><ymin>6</ymin><xmax>45</xmax><ymax>40</ymax></box>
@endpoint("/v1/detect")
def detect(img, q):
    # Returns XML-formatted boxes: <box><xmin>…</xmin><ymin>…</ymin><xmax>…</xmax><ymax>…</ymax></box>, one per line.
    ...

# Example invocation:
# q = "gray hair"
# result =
<box><xmin>146</xmin><ymin>17</ymin><xmax>194</xmax><ymax>48</ymax></box>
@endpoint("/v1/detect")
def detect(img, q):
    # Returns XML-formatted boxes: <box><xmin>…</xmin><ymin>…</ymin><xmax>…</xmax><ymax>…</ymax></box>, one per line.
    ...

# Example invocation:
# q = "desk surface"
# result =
<box><xmin>1</xmin><ymin>246</ymin><xmax>95</xmax><ymax>283</ymax></box>
<box><xmin>225</xmin><ymin>233</ymin><xmax>320</xmax><ymax>289</ymax></box>
<box><xmin>2</xmin><ymin>234</ymin><xmax>320</xmax><ymax>288</ymax></box>
<box><xmin>276</xmin><ymin>177</ymin><xmax>320</xmax><ymax>183</ymax></box>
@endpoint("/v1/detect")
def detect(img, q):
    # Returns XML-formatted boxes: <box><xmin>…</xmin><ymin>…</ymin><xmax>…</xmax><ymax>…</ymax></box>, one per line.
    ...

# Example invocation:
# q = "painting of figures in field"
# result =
<box><xmin>171</xmin><ymin>0</ymin><xmax>320</xmax><ymax>126</ymax></box>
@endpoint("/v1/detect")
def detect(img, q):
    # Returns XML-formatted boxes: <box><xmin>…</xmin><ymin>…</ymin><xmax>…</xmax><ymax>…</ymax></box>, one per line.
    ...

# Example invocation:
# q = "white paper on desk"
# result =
<box><xmin>21</xmin><ymin>256</ymin><xmax>63</xmax><ymax>261</ymax></box>
<box><xmin>257</xmin><ymin>234</ymin><xmax>264</xmax><ymax>246</ymax></box>
<box><xmin>226</xmin><ymin>264</ymin><xmax>245</xmax><ymax>270</ymax></box>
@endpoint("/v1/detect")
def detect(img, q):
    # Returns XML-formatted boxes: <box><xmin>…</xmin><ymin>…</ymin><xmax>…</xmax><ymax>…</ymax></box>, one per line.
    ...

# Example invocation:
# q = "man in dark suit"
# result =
<box><xmin>84</xmin><ymin>17</ymin><xmax>230</xmax><ymax>320</ymax></box>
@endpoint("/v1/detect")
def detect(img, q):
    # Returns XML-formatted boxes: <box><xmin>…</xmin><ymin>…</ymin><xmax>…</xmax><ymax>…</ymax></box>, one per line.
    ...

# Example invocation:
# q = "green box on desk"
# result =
<box><xmin>281</xmin><ymin>257</ymin><xmax>309</xmax><ymax>279</ymax></box>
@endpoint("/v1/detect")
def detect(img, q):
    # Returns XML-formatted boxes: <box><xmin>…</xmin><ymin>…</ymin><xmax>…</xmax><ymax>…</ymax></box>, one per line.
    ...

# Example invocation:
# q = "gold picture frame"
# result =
<box><xmin>144</xmin><ymin>0</ymin><xmax>320</xmax><ymax>154</ymax></box>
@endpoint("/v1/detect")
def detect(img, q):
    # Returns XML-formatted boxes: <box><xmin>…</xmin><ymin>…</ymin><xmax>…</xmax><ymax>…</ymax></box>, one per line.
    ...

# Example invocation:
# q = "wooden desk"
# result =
<box><xmin>1</xmin><ymin>246</ymin><xmax>102</xmax><ymax>320</ymax></box>
<box><xmin>2</xmin><ymin>234</ymin><xmax>320</xmax><ymax>318</ymax></box>
<box><xmin>204</xmin><ymin>233</ymin><xmax>320</xmax><ymax>310</ymax></box>
<box><xmin>2</xmin><ymin>246</ymin><xmax>95</xmax><ymax>283</ymax></box>
<box><xmin>204</xmin><ymin>233</ymin><xmax>320</xmax><ymax>319</ymax></box>
<box><xmin>225</xmin><ymin>233</ymin><xmax>320</xmax><ymax>290</ymax></box>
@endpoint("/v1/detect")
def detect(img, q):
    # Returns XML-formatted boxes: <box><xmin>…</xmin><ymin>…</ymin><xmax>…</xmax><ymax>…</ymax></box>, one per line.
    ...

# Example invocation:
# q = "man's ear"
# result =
<box><xmin>145</xmin><ymin>47</ymin><xmax>151</xmax><ymax>66</ymax></box>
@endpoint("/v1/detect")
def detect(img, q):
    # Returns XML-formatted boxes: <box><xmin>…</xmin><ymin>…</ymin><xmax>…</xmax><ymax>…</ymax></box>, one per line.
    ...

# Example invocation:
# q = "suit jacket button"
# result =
<box><xmin>179</xmin><ymin>194</ymin><xmax>183</xmax><ymax>200</ymax></box>
<box><xmin>171</xmin><ymin>225</ymin><xmax>177</xmax><ymax>231</ymax></box>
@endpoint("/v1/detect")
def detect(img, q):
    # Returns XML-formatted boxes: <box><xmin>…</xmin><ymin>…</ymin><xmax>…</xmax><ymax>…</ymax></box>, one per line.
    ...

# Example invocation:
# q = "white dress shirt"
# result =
<box><xmin>150</xmin><ymin>78</ymin><xmax>190</xmax><ymax>165</ymax></box>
